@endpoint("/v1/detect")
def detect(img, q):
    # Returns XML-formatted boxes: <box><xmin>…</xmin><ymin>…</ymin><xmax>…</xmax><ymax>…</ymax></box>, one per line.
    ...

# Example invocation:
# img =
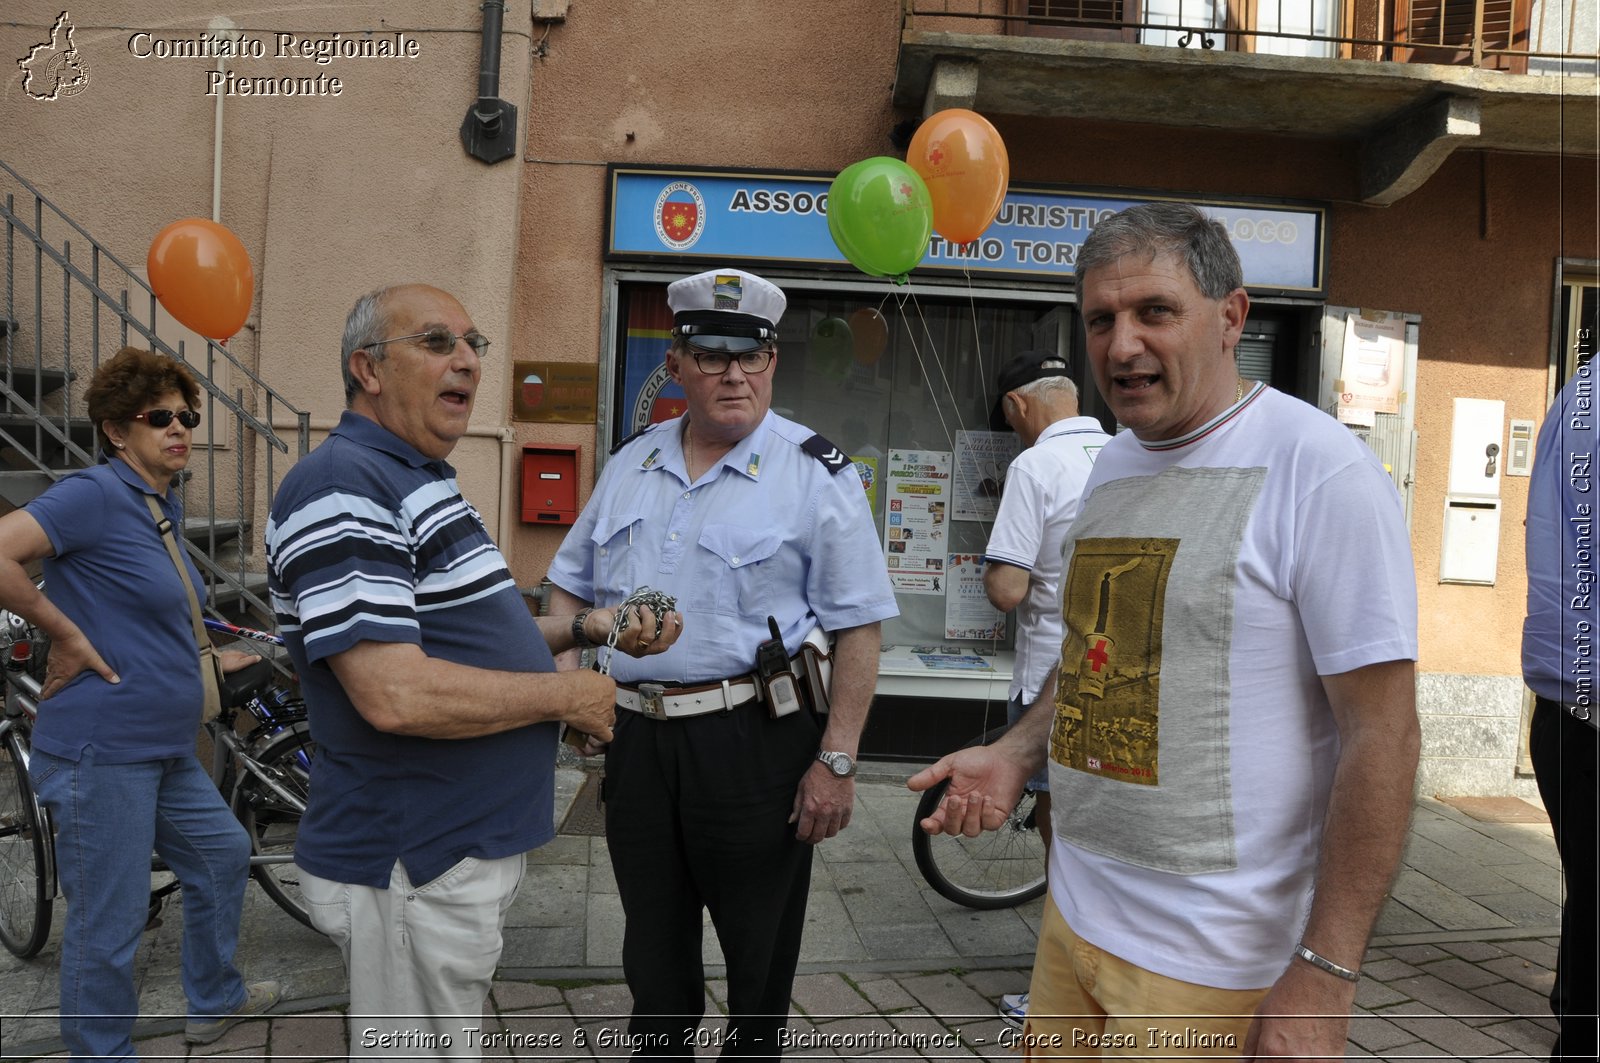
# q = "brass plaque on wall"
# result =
<box><xmin>512</xmin><ymin>361</ymin><xmax>598</xmax><ymax>423</ymax></box>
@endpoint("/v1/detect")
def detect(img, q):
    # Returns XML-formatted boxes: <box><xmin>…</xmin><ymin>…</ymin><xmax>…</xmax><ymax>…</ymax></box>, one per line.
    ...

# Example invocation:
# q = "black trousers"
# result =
<box><xmin>602</xmin><ymin>701</ymin><xmax>821</xmax><ymax>1062</ymax></box>
<box><xmin>1531</xmin><ymin>697</ymin><xmax>1599</xmax><ymax>1063</ymax></box>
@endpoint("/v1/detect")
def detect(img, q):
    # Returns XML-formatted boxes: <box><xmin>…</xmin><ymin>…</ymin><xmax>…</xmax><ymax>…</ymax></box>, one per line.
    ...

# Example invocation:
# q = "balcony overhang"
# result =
<box><xmin>896</xmin><ymin>30</ymin><xmax>1599</xmax><ymax>205</ymax></box>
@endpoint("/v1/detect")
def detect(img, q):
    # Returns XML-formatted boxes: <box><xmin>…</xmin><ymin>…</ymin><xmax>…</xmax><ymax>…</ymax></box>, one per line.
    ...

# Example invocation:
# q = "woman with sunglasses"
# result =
<box><xmin>0</xmin><ymin>347</ymin><xmax>279</xmax><ymax>1057</ymax></box>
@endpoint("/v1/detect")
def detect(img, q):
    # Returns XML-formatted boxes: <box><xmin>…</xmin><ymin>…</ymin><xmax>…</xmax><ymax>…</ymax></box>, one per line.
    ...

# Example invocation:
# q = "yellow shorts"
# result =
<box><xmin>1021</xmin><ymin>895</ymin><xmax>1270</xmax><ymax>1060</ymax></box>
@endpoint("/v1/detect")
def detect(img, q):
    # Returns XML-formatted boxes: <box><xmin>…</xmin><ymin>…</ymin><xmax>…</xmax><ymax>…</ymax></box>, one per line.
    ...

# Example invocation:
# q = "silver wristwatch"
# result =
<box><xmin>571</xmin><ymin>608</ymin><xmax>595</xmax><ymax>650</ymax></box>
<box><xmin>816</xmin><ymin>750</ymin><xmax>856</xmax><ymax>778</ymax></box>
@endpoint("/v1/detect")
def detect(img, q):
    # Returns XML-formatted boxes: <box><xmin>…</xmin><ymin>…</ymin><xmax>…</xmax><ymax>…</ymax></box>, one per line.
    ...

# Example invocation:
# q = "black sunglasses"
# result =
<box><xmin>131</xmin><ymin>408</ymin><xmax>201</xmax><ymax>429</ymax></box>
<box><xmin>367</xmin><ymin>328</ymin><xmax>491</xmax><ymax>356</ymax></box>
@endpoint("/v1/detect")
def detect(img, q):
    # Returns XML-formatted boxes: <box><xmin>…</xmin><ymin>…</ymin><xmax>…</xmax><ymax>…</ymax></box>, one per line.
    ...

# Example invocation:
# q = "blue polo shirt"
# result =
<box><xmin>1523</xmin><ymin>361</ymin><xmax>1600</xmax><ymax>706</ymax></box>
<box><xmin>25</xmin><ymin>458</ymin><xmax>209</xmax><ymax>763</ymax></box>
<box><xmin>265</xmin><ymin>411</ymin><xmax>559</xmax><ymax>888</ymax></box>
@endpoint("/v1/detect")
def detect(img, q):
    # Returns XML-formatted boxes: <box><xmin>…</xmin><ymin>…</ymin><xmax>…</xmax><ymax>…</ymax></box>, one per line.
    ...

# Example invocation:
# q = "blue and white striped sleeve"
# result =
<box><xmin>266</xmin><ymin>487</ymin><xmax>421</xmax><ymax>664</ymax></box>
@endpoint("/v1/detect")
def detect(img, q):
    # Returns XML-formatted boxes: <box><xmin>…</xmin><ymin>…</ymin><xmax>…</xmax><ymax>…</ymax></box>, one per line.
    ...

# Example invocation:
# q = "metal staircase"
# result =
<box><xmin>0</xmin><ymin>158</ymin><xmax>309</xmax><ymax>625</ymax></box>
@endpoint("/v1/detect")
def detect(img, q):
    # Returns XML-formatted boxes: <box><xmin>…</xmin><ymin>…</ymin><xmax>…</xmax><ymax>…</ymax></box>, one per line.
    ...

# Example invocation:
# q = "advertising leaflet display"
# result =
<box><xmin>953</xmin><ymin>430</ymin><xmax>1021</xmax><ymax>522</ymax></box>
<box><xmin>946</xmin><ymin>553</ymin><xmax>1005</xmax><ymax>641</ymax></box>
<box><xmin>884</xmin><ymin>450</ymin><xmax>951</xmax><ymax>595</ymax></box>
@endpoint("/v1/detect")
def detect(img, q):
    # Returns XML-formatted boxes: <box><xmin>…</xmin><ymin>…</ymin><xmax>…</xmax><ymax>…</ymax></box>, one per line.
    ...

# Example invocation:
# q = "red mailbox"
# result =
<box><xmin>521</xmin><ymin>443</ymin><xmax>580</xmax><ymax>525</ymax></box>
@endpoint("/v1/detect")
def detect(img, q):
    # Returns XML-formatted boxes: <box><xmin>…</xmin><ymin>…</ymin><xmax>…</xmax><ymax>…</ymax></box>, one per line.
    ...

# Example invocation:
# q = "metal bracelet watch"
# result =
<box><xmin>571</xmin><ymin>608</ymin><xmax>596</xmax><ymax>650</ymax></box>
<box><xmin>816</xmin><ymin>750</ymin><xmax>856</xmax><ymax>777</ymax></box>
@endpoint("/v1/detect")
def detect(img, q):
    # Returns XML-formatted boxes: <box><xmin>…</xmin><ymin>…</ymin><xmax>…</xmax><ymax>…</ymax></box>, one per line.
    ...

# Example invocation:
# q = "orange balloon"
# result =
<box><xmin>907</xmin><ymin>109</ymin><xmax>1010</xmax><ymax>246</ymax></box>
<box><xmin>147</xmin><ymin>218</ymin><xmax>254</xmax><ymax>340</ymax></box>
<box><xmin>849</xmin><ymin>307</ymin><xmax>888</xmax><ymax>366</ymax></box>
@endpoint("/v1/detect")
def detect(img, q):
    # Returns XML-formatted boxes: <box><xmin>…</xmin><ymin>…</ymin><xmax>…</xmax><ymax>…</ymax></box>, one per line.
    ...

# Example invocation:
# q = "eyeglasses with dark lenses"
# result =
<box><xmin>688</xmin><ymin>347</ymin><xmax>775</xmax><ymax>375</ymax></box>
<box><xmin>131</xmin><ymin>408</ymin><xmax>201</xmax><ymax>429</ymax></box>
<box><xmin>367</xmin><ymin>328</ymin><xmax>491</xmax><ymax>356</ymax></box>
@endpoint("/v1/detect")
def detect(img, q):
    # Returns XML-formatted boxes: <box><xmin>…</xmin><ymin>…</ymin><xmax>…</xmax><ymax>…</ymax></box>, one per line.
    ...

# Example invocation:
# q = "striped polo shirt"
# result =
<box><xmin>266</xmin><ymin>411</ymin><xmax>558</xmax><ymax>888</ymax></box>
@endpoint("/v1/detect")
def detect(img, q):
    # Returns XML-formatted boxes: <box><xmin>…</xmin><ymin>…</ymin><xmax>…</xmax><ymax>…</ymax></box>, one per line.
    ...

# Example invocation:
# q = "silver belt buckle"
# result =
<box><xmin>639</xmin><ymin>682</ymin><xmax>668</xmax><ymax>720</ymax></box>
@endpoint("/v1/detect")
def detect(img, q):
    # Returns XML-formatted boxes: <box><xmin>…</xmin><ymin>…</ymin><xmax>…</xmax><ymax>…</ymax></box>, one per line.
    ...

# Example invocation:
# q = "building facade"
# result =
<box><xmin>4</xmin><ymin>0</ymin><xmax>1596</xmax><ymax>793</ymax></box>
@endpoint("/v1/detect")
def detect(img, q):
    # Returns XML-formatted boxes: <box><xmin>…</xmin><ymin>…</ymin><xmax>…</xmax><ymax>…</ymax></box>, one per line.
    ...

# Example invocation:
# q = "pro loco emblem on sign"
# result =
<box><xmin>654</xmin><ymin>180</ymin><xmax>705</xmax><ymax>250</ymax></box>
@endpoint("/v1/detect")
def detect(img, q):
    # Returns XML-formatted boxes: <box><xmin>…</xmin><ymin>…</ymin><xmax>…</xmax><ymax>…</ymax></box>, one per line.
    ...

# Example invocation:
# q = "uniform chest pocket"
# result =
<box><xmin>698</xmin><ymin>524</ymin><xmax>782</xmax><ymax>616</ymax></box>
<box><xmin>591</xmin><ymin>512</ymin><xmax>645</xmax><ymax>600</ymax></box>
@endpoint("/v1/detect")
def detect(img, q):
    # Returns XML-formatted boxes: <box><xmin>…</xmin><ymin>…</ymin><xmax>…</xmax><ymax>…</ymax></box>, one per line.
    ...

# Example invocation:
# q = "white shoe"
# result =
<box><xmin>999</xmin><ymin>991</ymin><xmax>1028</xmax><ymax>1029</ymax></box>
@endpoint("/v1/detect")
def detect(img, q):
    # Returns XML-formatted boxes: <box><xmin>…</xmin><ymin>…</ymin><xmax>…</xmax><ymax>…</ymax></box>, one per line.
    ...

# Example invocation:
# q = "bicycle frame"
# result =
<box><xmin>0</xmin><ymin>710</ymin><xmax>56</xmax><ymax>896</ymax></box>
<box><xmin>2</xmin><ymin>621</ymin><xmax>307</xmax><ymax>872</ymax></box>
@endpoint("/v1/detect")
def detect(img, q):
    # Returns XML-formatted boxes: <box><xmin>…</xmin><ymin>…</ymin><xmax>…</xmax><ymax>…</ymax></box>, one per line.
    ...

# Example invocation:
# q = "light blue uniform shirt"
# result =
<box><xmin>549</xmin><ymin>411</ymin><xmax>897</xmax><ymax>684</ymax></box>
<box><xmin>1523</xmin><ymin>360</ymin><xmax>1600</xmax><ymax>707</ymax></box>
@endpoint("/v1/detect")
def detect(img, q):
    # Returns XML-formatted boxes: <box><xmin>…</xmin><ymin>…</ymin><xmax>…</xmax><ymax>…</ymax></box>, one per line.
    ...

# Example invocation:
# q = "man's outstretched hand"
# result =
<box><xmin>907</xmin><ymin>746</ymin><xmax>1030</xmax><ymax>837</ymax></box>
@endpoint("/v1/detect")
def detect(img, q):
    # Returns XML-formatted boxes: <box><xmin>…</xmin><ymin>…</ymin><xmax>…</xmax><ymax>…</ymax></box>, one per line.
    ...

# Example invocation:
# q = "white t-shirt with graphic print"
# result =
<box><xmin>1045</xmin><ymin>384</ymin><xmax>1418</xmax><ymax>990</ymax></box>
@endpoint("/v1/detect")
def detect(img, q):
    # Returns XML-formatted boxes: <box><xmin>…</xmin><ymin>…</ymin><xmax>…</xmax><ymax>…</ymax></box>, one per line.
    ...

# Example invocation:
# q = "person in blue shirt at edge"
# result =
<box><xmin>264</xmin><ymin>284</ymin><xmax>681</xmax><ymax>1061</ymax></box>
<box><xmin>547</xmin><ymin>267</ymin><xmax>898</xmax><ymax>1061</ymax></box>
<box><xmin>912</xmin><ymin>203</ymin><xmax>1420</xmax><ymax>1061</ymax></box>
<box><xmin>1521</xmin><ymin>343</ymin><xmax>1600</xmax><ymax>1063</ymax></box>
<box><xmin>0</xmin><ymin>348</ymin><xmax>280</xmax><ymax>1057</ymax></box>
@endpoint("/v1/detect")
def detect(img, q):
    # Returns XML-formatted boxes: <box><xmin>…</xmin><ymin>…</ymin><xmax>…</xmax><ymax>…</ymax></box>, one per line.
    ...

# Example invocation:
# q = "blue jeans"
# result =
<box><xmin>30</xmin><ymin>748</ymin><xmax>251</xmax><ymax>1059</ymax></box>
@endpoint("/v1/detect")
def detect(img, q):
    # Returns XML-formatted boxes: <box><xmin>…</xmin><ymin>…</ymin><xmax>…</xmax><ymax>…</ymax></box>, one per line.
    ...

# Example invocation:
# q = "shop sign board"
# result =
<box><xmin>609</xmin><ymin>166</ymin><xmax>1326</xmax><ymax>295</ymax></box>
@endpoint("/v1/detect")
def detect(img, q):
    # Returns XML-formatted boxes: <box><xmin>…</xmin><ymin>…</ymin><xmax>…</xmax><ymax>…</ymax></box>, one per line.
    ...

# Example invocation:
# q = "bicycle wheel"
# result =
<box><xmin>232</xmin><ymin>722</ymin><xmax>316</xmax><ymax>930</ymax></box>
<box><xmin>911</xmin><ymin>724</ymin><xmax>1048</xmax><ymax>911</ymax></box>
<box><xmin>0</xmin><ymin>727</ymin><xmax>52</xmax><ymax>957</ymax></box>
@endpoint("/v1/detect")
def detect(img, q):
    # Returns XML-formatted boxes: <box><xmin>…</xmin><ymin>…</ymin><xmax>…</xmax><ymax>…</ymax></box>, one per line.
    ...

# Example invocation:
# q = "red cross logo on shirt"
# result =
<box><xmin>1084</xmin><ymin>638</ymin><xmax>1110</xmax><ymax>673</ymax></box>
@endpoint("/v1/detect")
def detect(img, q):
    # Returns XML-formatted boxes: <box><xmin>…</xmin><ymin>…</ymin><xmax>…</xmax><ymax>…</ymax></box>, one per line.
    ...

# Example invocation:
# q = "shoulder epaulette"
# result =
<box><xmin>609</xmin><ymin>424</ymin><xmax>653</xmax><ymax>456</ymax></box>
<box><xmin>801</xmin><ymin>433</ymin><xmax>852</xmax><ymax>475</ymax></box>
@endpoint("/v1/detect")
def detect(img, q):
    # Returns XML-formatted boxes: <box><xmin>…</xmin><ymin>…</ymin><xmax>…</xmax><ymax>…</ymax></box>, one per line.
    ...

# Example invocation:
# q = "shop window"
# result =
<box><xmin>610</xmin><ymin>279</ymin><xmax>1093</xmax><ymax>653</ymax></box>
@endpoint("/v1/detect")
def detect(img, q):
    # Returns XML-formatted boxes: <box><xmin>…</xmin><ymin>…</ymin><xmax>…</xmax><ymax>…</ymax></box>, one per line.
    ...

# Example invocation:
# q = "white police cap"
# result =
<box><xmin>667</xmin><ymin>268</ymin><xmax>786</xmax><ymax>353</ymax></box>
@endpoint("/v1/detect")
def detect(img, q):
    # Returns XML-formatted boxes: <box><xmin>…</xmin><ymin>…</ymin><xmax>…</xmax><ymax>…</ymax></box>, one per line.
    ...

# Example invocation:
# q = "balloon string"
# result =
<box><xmin>893</xmin><ymin>287</ymin><xmax>962</xmax><ymax>462</ymax></box>
<box><xmin>964</xmin><ymin>263</ymin><xmax>994</xmax><ymax>435</ymax></box>
<box><xmin>890</xmin><ymin>284</ymin><xmax>1001</xmax><ymax>653</ymax></box>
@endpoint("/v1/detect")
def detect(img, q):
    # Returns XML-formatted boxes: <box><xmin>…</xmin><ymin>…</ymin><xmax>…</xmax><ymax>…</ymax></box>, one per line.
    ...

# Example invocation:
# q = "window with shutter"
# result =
<box><xmin>1011</xmin><ymin>0</ymin><xmax>1144</xmax><ymax>41</ymax></box>
<box><xmin>1391</xmin><ymin>0</ymin><xmax>1529</xmax><ymax>69</ymax></box>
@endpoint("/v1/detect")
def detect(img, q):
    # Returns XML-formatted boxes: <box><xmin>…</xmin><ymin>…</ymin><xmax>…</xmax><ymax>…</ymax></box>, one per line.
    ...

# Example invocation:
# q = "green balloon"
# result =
<box><xmin>812</xmin><ymin>317</ymin><xmax>854</xmax><ymax>379</ymax></box>
<box><xmin>827</xmin><ymin>157</ymin><xmax>933</xmax><ymax>284</ymax></box>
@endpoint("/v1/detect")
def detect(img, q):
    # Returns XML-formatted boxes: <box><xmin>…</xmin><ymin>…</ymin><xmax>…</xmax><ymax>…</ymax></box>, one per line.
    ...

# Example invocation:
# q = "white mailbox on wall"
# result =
<box><xmin>1440</xmin><ymin>398</ymin><xmax>1505</xmax><ymax>584</ymax></box>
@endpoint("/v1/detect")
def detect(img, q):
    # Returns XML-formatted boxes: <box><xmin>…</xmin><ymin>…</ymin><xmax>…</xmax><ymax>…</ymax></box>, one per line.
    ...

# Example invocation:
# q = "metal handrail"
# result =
<box><xmin>0</xmin><ymin>157</ymin><xmax>311</xmax><ymax>623</ymax></box>
<box><xmin>906</xmin><ymin>0</ymin><xmax>1599</xmax><ymax>65</ymax></box>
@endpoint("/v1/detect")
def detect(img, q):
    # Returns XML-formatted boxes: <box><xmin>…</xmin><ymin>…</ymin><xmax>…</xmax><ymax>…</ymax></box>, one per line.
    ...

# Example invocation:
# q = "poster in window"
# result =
<box><xmin>953</xmin><ymin>430</ymin><xmax>1021</xmax><ymax>522</ymax></box>
<box><xmin>945</xmin><ymin>553</ymin><xmax>1005</xmax><ymax>641</ymax></box>
<box><xmin>851</xmin><ymin>454</ymin><xmax>880</xmax><ymax>516</ymax></box>
<box><xmin>617</xmin><ymin>287</ymin><xmax>686</xmax><ymax>442</ymax></box>
<box><xmin>1336</xmin><ymin>311</ymin><xmax>1404</xmax><ymax>417</ymax></box>
<box><xmin>884</xmin><ymin>449</ymin><xmax>950</xmax><ymax>595</ymax></box>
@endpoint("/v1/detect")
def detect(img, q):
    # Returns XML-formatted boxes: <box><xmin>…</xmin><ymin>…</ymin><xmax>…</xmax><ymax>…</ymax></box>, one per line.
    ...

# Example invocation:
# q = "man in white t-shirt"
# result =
<box><xmin>982</xmin><ymin>350</ymin><xmax>1110</xmax><ymax>1029</ymax></box>
<box><xmin>912</xmin><ymin>203</ymin><xmax>1420</xmax><ymax>1060</ymax></box>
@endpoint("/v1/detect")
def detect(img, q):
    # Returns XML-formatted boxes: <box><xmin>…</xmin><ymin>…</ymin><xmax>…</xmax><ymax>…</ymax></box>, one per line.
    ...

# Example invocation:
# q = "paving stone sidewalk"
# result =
<box><xmin>0</xmin><ymin>768</ymin><xmax>1565</xmax><ymax>1061</ymax></box>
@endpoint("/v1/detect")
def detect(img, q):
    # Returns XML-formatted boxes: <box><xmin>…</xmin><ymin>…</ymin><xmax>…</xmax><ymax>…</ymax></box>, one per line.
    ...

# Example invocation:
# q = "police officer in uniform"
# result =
<box><xmin>548</xmin><ymin>268</ymin><xmax>896</xmax><ymax>1060</ymax></box>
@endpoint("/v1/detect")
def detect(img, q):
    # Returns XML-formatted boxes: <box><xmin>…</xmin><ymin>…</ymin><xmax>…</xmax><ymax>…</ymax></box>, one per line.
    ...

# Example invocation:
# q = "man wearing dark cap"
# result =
<box><xmin>982</xmin><ymin>350</ymin><xmax>1109</xmax><ymax>1029</ymax></box>
<box><xmin>548</xmin><ymin>268</ymin><xmax>898</xmax><ymax>1060</ymax></box>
